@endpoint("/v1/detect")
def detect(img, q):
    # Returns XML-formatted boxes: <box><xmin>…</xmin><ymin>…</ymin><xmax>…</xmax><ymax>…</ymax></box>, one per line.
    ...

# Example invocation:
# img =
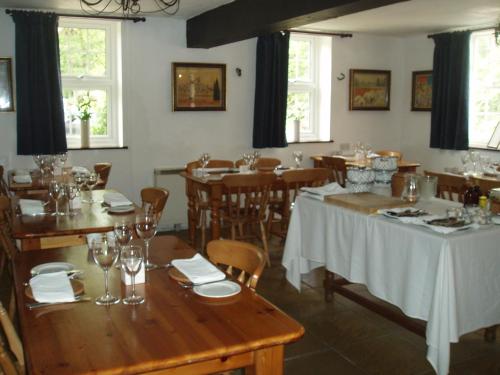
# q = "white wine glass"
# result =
<box><xmin>84</xmin><ymin>172</ymin><xmax>98</xmax><ymax>203</ymax></box>
<box><xmin>73</xmin><ymin>173</ymin><xmax>86</xmax><ymax>196</ymax></box>
<box><xmin>49</xmin><ymin>180</ymin><xmax>63</xmax><ymax>216</ymax></box>
<box><xmin>114</xmin><ymin>221</ymin><xmax>132</xmax><ymax>268</ymax></box>
<box><xmin>135</xmin><ymin>214</ymin><xmax>157</xmax><ymax>270</ymax></box>
<box><xmin>199</xmin><ymin>153</ymin><xmax>210</xmax><ymax>175</ymax></box>
<box><xmin>121</xmin><ymin>245</ymin><xmax>144</xmax><ymax>305</ymax></box>
<box><xmin>292</xmin><ymin>151</ymin><xmax>303</xmax><ymax>168</ymax></box>
<box><xmin>91</xmin><ymin>234</ymin><xmax>120</xmax><ymax>305</ymax></box>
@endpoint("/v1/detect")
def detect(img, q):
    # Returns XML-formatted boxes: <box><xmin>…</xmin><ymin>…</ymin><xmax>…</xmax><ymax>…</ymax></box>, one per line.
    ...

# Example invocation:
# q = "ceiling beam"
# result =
<box><xmin>186</xmin><ymin>0</ymin><xmax>410</xmax><ymax>48</ymax></box>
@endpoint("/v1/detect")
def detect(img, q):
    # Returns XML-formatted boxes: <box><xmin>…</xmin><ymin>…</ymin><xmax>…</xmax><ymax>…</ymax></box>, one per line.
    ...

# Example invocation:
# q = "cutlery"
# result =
<box><xmin>179</xmin><ymin>278</ymin><xmax>226</xmax><ymax>289</ymax></box>
<box><xmin>26</xmin><ymin>296</ymin><xmax>91</xmax><ymax>310</ymax></box>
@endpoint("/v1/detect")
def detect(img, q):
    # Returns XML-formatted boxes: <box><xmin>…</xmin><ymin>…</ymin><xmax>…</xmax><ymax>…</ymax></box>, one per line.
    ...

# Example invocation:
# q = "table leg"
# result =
<box><xmin>324</xmin><ymin>270</ymin><xmax>335</xmax><ymax>302</ymax></box>
<box><xmin>245</xmin><ymin>345</ymin><xmax>284</xmax><ymax>375</ymax></box>
<box><xmin>484</xmin><ymin>325</ymin><xmax>497</xmax><ymax>342</ymax></box>
<box><xmin>209</xmin><ymin>185</ymin><xmax>222</xmax><ymax>240</ymax></box>
<box><xmin>185</xmin><ymin>179</ymin><xmax>196</xmax><ymax>246</ymax></box>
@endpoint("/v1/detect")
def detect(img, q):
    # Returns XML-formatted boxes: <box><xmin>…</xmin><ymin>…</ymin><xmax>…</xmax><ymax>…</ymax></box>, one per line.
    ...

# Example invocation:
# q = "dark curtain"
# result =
<box><xmin>10</xmin><ymin>11</ymin><xmax>67</xmax><ymax>155</ymax></box>
<box><xmin>429</xmin><ymin>31</ymin><xmax>471</xmax><ymax>150</ymax></box>
<box><xmin>253</xmin><ymin>31</ymin><xmax>290</xmax><ymax>148</ymax></box>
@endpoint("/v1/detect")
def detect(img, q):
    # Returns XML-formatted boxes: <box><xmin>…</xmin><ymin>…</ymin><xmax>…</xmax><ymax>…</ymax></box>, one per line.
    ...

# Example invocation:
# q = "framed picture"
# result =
<box><xmin>172</xmin><ymin>62</ymin><xmax>226</xmax><ymax>111</ymax></box>
<box><xmin>349</xmin><ymin>69</ymin><xmax>390</xmax><ymax>110</ymax></box>
<box><xmin>411</xmin><ymin>70</ymin><xmax>432</xmax><ymax>111</ymax></box>
<box><xmin>0</xmin><ymin>58</ymin><xmax>14</xmax><ymax>112</ymax></box>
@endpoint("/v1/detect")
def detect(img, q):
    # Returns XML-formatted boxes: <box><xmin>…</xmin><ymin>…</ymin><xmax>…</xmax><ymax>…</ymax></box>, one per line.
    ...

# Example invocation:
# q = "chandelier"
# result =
<box><xmin>80</xmin><ymin>0</ymin><xmax>180</xmax><ymax>17</ymax></box>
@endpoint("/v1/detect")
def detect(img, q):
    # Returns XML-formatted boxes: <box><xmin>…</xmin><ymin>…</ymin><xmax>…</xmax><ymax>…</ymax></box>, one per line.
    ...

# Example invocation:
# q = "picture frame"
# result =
<box><xmin>0</xmin><ymin>58</ymin><xmax>14</xmax><ymax>112</ymax></box>
<box><xmin>349</xmin><ymin>69</ymin><xmax>391</xmax><ymax>111</ymax></box>
<box><xmin>411</xmin><ymin>70</ymin><xmax>432</xmax><ymax>111</ymax></box>
<box><xmin>172</xmin><ymin>62</ymin><xmax>226</xmax><ymax>111</ymax></box>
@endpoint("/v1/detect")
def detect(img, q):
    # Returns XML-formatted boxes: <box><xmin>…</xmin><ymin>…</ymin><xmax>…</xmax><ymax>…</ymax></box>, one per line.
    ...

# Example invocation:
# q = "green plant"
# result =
<box><xmin>77</xmin><ymin>92</ymin><xmax>95</xmax><ymax>121</ymax></box>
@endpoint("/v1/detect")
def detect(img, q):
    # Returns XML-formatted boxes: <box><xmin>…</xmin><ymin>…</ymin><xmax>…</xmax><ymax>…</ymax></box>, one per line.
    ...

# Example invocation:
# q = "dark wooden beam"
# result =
<box><xmin>186</xmin><ymin>0</ymin><xmax>410</xmax><ymax>48</ymax></box>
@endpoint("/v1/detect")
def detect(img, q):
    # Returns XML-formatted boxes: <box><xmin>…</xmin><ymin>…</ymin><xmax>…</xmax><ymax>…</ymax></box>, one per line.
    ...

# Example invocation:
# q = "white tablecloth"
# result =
<box><xmin>282</xmin><ymin>195</ymin><xmax>500</xmax><ymax>375</ymax></box>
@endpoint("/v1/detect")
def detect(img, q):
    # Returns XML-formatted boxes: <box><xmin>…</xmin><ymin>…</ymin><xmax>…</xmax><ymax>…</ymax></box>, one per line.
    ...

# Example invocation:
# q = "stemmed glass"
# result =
<box><xmin>91</xmin><ymin>234</ymin><xmax>120</xmax><ymax>305</ymax></box>
<box><xmin>292</xmin><ymin>151</ymin><xmax>303</xmax><ymax>168</ymax></box>
<box><xmin>74</xmin><ymin>173</ymin><xmax>86</xmax><ymax>196</ymax></box>
<box><xmin>49</xmin><ymin>180</ymin><xmax>63</xmax><ymax>216</ymax></box>
<box><xmin>114</xmin><ymin>221</ymin><xmax>133</xmax><ymax>268</ymax></box>
<box><xmin>199</xmin><ymin>153</ymin><xmax>211</xmax><ymax>175</ymax></box>
<box><xmin>83</xmin><ymin>172</ymin><xmax>98</xmax><ymax>203</ymax></box>
<box><xmin>121</xmin><ymin>245</ymin><xmax>144</xmax><ymax>305</ymax></box>
<box><xmin>135</xmin><ymin>214</ymin><xmax>157</xmax><ymax>270</ymax></box>
<box><xmin>65</xmin><ymin>183</ymin><xmax>78</xmax><ymax>216</ymax></box>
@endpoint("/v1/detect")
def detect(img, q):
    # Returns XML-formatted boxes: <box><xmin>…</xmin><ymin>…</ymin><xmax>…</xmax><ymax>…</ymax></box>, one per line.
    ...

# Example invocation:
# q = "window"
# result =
<box><xmin>59</xmin><ymin>18</ymin><xmax>123</xmax><ymax>148</ymax></box>
<box><xmin>469</xmin><ymin>29</ymin><xmax>500</xmax><ymax>149</ymax></box>
<box><xmin>286</xmin><ymin>34</ymin><xmax>332</xmax><ymax>143</ymax></box>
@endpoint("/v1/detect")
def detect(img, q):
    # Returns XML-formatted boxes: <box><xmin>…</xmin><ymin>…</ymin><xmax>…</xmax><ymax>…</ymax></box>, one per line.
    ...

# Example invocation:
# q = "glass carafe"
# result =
<box><xmin>418</xmin><ymin>175</ymin><xmax>437</xmax><ymax>200</ymax></box>
<box><xmin>401</xmin><ymin>174</ymin><xmax>420</xmax><ymax>203</ymax></box>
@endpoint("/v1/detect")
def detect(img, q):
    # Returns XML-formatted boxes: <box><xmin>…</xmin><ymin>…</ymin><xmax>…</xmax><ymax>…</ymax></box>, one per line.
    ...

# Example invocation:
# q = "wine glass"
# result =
<box><xmin>73</xmin><ymin>173</ymin><xmax>86</xmax><ymax>195</ymax></box>
<box><xmin>65</xmin><ymin>183</ymin><xmax>78</xmax><ymax>216</ymax></box>
<box><xmin>121</xmin><ymin>245</ymin><xmax>144</xmax><ymax>305</ymax></box>
<box><xmin>114</xmin><ymin>221</ymin><xmax>132</xmax><ymax>268</ymax></box>
<box><xmin>199</xmin><ymin>153</ymin><xmax>211</xmax><ymax>175</ymax></box>
<box><xmin>292</xmin><ymin>151</ymin><xmax>303</xmax><ymax>168</ymax></box>
<box><xmin>49</xmin><ymin>180</ymin><xmax>63</xmax><ymax>216</ymax></box>
<box><xmin>135</xmin><ymin>214</ymin><xmax>157</xmax><ymax>270</ymax></box>
<box><xmin>84</xmin><ymin>172</ymin><xmax>98</xmax><ymax>203</ymax></box>
<box><xmin>91</xmin><ymin>234</ymin><xmax>120</xmax><ymax>305</ymax></box>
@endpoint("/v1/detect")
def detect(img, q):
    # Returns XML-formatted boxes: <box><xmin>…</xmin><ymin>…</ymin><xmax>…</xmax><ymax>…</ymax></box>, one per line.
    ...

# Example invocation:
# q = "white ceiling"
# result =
<box><xmin>0</xmin><ymin>0</ymin><xmax>498</xmax><ymax>35</ymax></box>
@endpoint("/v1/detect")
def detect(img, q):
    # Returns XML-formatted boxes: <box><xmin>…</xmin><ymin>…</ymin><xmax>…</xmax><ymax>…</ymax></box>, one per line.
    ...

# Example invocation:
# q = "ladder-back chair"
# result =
<box><xmin>140</xmin><ymin>187</ymin><xmax>170</xmax><ymax>221</ymax></box>
<box><xmin>424</xmin><ymin>171</ymin><xmax>468</xmax><ymax>202</ymax></box>
<box><xmin>321</xmin><ymin>156</ymin><xmax>347</xmax><ymax>187</ymax></box>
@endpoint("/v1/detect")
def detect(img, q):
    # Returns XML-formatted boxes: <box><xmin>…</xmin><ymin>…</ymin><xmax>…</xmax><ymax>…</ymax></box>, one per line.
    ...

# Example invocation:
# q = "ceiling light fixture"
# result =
<box><xmin>80</xmin><ymin>0</ymin><xmax>180</xmax><ymax>17</ymax></box>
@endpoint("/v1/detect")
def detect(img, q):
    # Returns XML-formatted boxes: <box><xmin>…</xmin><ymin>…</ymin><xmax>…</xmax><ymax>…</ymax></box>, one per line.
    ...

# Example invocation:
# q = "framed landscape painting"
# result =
<box><xmin>0</xmin><ymin>58</ymin><xmax>14</xmax><ymax>112</ymax></box>
<box><xmin>172</xmin><ymin>62</ymin><xmax>226</xmax><ymax>111</ymax></box>
<box><xmin>349</xmin><ymin>69</ymin><xmax>390</xmax><ymax>110</ymax></box>
<box><xmin>411</xmin><ymin>70</ymin><xmax>432</xmax><ymax>111</ymax></box>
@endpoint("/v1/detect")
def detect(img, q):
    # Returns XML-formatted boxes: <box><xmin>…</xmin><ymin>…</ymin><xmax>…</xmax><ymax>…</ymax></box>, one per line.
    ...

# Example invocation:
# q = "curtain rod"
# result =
<box><xmin>289</xmin><ymin>30</ymin><xmax>352</xmax><ymax>38</ymax></box>
<box><xmin>5</xmin><ymin>9</ymin><xmax>145</xmax><ymax>23</ymax></box>
<box><xmin>427</xmin><ymin>25</ymin><xmax>497</xmax><ymax>38</ymax></box>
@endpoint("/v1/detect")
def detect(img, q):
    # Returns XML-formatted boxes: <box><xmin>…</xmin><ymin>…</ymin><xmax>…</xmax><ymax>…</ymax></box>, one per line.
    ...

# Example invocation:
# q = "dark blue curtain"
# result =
<box><xmin>253</xmin><ymin>31</ymin><xmax>290</xmax><ymax>148</ymax></box>
<box><xmin>10</xmin><ymin>11</ymin><xmax>67</xmax><ymax>155</ymax></box>
<box><xmin>430</xmin><ymin>31</ymin><xmax>471</xmax><ymax>150</ymax></box>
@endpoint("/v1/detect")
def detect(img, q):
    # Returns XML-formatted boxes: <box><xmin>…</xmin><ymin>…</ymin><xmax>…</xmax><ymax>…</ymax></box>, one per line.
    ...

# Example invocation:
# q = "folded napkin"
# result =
<box><xmin>72</xmin><ymin>166</ymin><xmax>90</xmax><ymax>175</ymax></box>
<box><xmin>13</xmin><ymin>174</ymin><xmax>32</xmax><ymax>184</ymax></box>
<box><xmin>102</xmin><ymin>192</ymin><xmax>133</xmax><ymax>207</ymax></box>
<box><xmin>19</xmin><ymin>199</ymin><xmax>45</xmax><ymax>215</ymax></box>
<box><xmin>29</xmin><ymin>271</ymin><xmax>75</xmax><ymax>303</ymax></box>
<box><xmin>300</xmin><ymin>182</ymin><xmax>348</xmax><ymax>200</ymax></box>
<box><xmin>171</xmin><ymin>254</ymin><xmax>226</xmax><ymax>284</ymax></box>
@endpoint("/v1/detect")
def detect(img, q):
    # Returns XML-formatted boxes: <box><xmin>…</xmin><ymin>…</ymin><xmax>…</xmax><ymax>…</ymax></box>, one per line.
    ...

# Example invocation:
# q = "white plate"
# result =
<box><xmin>193</xmin><ymin>280</ymin><xmax>241</xmax><ymax>298</ymax></box>
<box><xmin>381</xmin><ymin>207</ymin><xmax>426</xmax><ymax>219</ymax></box>
<box><xmin>30</xmin><ymin>262</ymin><xmax>75</xmax><ymax>276</ymax></box>
<box><xmin>107</xmin><ymin>205</ymin><xmax>135</xmax><ymax>214</ymax></box>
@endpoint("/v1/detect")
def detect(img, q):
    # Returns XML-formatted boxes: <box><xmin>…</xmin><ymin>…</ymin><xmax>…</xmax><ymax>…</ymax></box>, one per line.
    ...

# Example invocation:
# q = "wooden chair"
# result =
<box><xmin>93</xmin><ymin>162</ymin><xmax>112</xmax><ymax>189</ymax></box>
<box><xmin>0</xmin><ymin>197</ymin><xmax>17</xmax><ymax>321</ymax></box>
<box><xmin>0</xmin><ymin>166</ymin><xmax>10</xmax><ymax>196</ymax></box>
<box><xmin>206</xmin><ymin>239</ymin><xmax>266</xmax><ymax>291</ymax></box>
<box><xmin>221</xmin><ymin>172</ymin><xmax>276</xmax><ymax>266</ymax></box>
<box><xmin>140</xmin><ymin>187</ymin><xmax>170</xmax><ymax>221</ymax></box>
<box><xmin>0</xmin><ymin>302</ymin><xmax>24</xmax><ymax>375</ymax></box>
<box><xmin>424</xmin><ymin>171</ymin><xmax>468</xmax><ymax>202</ymax></box>
<box><xmin>267</xmin><ymin>168</ymin><xmax>330</xmax><ymax>239</ymax></box>
<box><xmin>185</xmin><ymin>159</ymin><xmax>234</xmax><ymax>173</ymax></box>
<box><xmin>321</xmin><ymin>156</ymin><xmax>347</xmax><ymax>187</ymax></box>
<box><xmin>391</xmin><ymin>172</ymin><xmax>407</xmax><ymax>197</ymax></box>
<box><xmin>376</xmin><ymin>150</ymin><xmax>403</xmax><ymax>160</ymax></box>
<box><xmin>235</xmin><ymin>158</ymin><xmax>281</xmax><ymax>170</ymax></box>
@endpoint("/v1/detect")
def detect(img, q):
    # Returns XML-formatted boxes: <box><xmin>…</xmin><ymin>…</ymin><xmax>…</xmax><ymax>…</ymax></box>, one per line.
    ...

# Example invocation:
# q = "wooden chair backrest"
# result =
<box><xmin>0</xmin><ymin>166</ymin><xmax>9</xmax><ymax>196</ymax></box>
<box><xmin>94</xmin><ymin>163</ymin><xmax>112</xmax><ymax>189</ymax></box>
<box><xmin>424</xmin><ymin>171</ymin><xmax>467</xmax><ymax>202</ymax></box>
<box><xmin>0</xmin><ymin>302</ymin><xmax>24</xmax><ymax>374</ymax></box>
<box><xmin>207</xmin><ymin>239</ymin><xmax>266</xmax><ymax>291</ymax></box>
<box><xmin>391</xmin><ymin>172</ymin><xmax>406</xmax><ymax>198</ymax></box>
<box><xmin>140</xmin><ymin>187</ymin><xmax>170</xmax><ymax>220</ymax></box>
<box><xmin>376</xmin><ymin>150</ymin><xmax>403</xmax><ymax>160</ymax></box>
<box><xmin>185</xmin><ymin>160</ymin><xmax>234</xmax><ymax>173</ymax></box>
<box><xmin>221</xmin><ymin>173</ymin><xmax>276</xmax><ymax>222</ymax></box>
<box><xmin>255</xmin><ymin>158</ymin><xmax>281</xmax><ymax>169</ymax></box>
<box><xmin>321</xmin><ymin>156</ymin><xmax>347</xmax><ymax>187</ymax></box>
<box><xmin>282</xmin><ymin>168</ymin><xmax>330</xmax><ymax>203</ymax></box>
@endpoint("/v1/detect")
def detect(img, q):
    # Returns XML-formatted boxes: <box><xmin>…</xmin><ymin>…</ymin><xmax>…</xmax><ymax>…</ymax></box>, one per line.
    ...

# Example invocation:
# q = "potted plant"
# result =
<box><xmin>77</xmin><ymin>92</ymin><xmax>94</xmax><ymax>148</ymax></box>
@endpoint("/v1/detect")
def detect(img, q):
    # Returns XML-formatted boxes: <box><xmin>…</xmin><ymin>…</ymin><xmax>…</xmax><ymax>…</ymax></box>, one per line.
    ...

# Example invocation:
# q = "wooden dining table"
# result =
<box><xmin>310</xmin><ymin>155</ymin><xmax>421</xmax><ymax>173</ymax></box>
<box><xmin>8</xmin><ymin>169</ymin><xmax>73</xmax><ymax>195</ymax></box>
<box><xmin>13</xmin><ymin>235</ymin><xmax>304</xmax><ymax>374</ymax></box>
<box><xmin>11</xmin><ymin>189</ymin><xmax>140</xmax><ymax>251</ymax></box>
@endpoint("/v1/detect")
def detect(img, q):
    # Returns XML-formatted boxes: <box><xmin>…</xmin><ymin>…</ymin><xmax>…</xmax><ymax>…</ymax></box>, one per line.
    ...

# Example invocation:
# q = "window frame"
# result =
<box><xmin>59</xmin><ymin>17</ymin><xmax>123</xmax><ymax>148</ymax></box>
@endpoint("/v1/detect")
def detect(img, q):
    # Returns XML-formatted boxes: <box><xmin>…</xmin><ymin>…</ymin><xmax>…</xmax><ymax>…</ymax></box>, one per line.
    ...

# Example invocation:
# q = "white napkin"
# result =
<box><xmin>171</xmin><ymin>254</ymin><xmax>226</xmax><ymax>284</ymax></box>
<box><xmin>72</xmin><ymin>166</ymin><xmax>90</xmax><ymax>175</ymax></box>
<box><xmin>13</xmin><ymin>174</ymin><xmax>32</xmax><ymax>184</ymax></box>
<box><xmin>19</xmin><ymin>199</ymin><xmax>45</xmax><ymax>215</ymax></box>
<box><xmin>29</xmin><ymin>271</ymin><xmax>75</xmax><ymax>303</ymax></box>
<box><xmin>86</xmin><ymin>231</ymin><xmax>116</xmax><ymax>248</ymax></box>
<box><xmin>103</xmin><ymin>192</ymin><xmax>133</xmax><ymax>207</ymax></box>
<box><xmin>300</xmin><ymin>182</ymin><xmax>347</xmax><ymax>200</ymax></box>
